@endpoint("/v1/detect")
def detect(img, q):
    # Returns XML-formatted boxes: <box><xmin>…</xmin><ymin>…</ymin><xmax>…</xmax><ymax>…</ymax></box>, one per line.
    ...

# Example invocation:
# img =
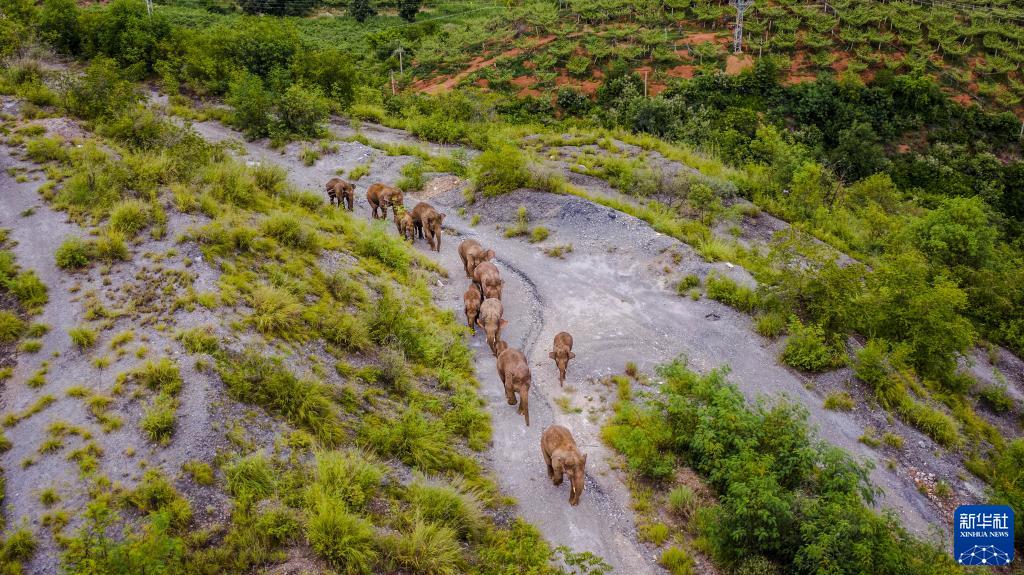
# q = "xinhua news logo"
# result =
<box><xmin>954</xmin><ymin>505</ymin><xmax>1014</xmax><ymax>566</ymax></box>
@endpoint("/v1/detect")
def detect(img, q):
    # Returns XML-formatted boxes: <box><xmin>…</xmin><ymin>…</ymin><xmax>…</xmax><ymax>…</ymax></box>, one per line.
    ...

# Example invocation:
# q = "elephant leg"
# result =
<box><xmin>505</xmin><ymin>384</ymin><xmax>516</xmax><ymax>406</ymax></box>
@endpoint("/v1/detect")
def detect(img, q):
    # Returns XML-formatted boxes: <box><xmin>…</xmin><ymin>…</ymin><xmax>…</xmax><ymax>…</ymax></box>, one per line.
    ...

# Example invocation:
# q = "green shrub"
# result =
<box><xmin>755</xmin><ymin>311</ymin><xmax>788</xmax><ymax>338</ymax></box>
<box><xmin>108</xmin><ymin>199</ymin><xmax>150</xmax><ymax>236</ymax></box>
<box><xmin>248</xmin><ymin>285</ymin><xmax>304</xmax><ymax>338</ymax></box>
<box><xmin>129</xmin><ymin>358</ymin><xmax>183</xmax><ymax>395</ymax></box>
<box><xmin>226</xmin><ymin>454</ymin><xmax>275</xmax><ymax>503</ymax></box>
<box><xmin>397</xmin><ymin>161</ymin><xmax>426</xmax><ymax>192</ymax></box>
<box><xmin>659</xmin><ymin>546</ymin><xmax>694</xmax><ymax>575</ymax></box>
<box><xmin>93</xmin><ymin>230</ymin><xmax>129</xmax><ymax>262</ymax></box>
<box><xmin>704</xmin><ymin>272</ymin><xmax>759</xmax><ymax>313</ymax></box>
<box><xmin>306</xmin><ymin>499</ymin><xmax>378</xmax><ymax>574</ymax></box>
<box><xmin>667</xmin><ymin>485</ymin><xmax>697</xmax><ymax>520</ymax></box>
<box><xmin>734</xmin><ymin>556</ymin><xmax>781</xmax><ymax>575</ymax></box>
<box><xmin>227</xmin><ymin>71</ymin><xmax>273</xmax><ymax>139</ymax></box>
<box><xmin>348</xmin><ymin>163</ymin><xmax>370</xmax><ymax>181</ymax></box>
<box><xmin>125</xmin><ymin>469</ymin><xmax>192</xmax><ymax>528</ymax></box>
<box><xmin>823</xmin><ymin>391</ymin><xmax>855</xmax><ymax>411</ymax></box>
<box><xmin>529</xmin><ymin>226</ymin><xmax>549</xmax><ymax>243</ymax></box>
<box><xmin>471</xmin><ymin>144</ymin><xmax>529</xmax><ymax>197</ymax></box>
<box><xmin>203</xmin><ymin>162</ymin><xmax>259</xmax><ymax>208</ymax></box>
<box><xmin>6</xmin><ymin>271</ymin><xmax>48</xmax><ymax>309</ymax></box>
<box><xmin>182</xmin><ymin>460</ymin><xmax>215</xmax><ymax>486</ymax></box>
<box><xmin>55</xmin><ymin>236</ymin><xmax>92</xmax><ymax>269</ymax></box>
<box><xmin>781</xmin><ymin>318</ymin><xmax>845</xmax><ymax>372</ymax></box>
<box><xmin>26</xmin><ymin>136</ymin><xmax>69</xmax><ymax>163</ymax></box>
<box><xmin>675</xmin><ymin>274</ymin><xmax>701</xmax><ymax>295</ymax></box>
<box><xmin>640</xmin><ymin>522</ymin><xmax>670</xmax><ymax>545</ymax></box>
<box><xmin>979</xmin><ymin>384</ymin><xmax>1014</xmax><ymax>414</ymax></box>
<box><xmin>853</xmin><ymin>340</ymin><xmax>907</xmax><ymax>409</ymax></box>
<box><xmin>217</xmin><ymin>352</ymin><xmax>343</xmax><ymax>445</ymax></box>
<box><xmin>277</xmin><ymin>83</ymin><xmax>329</xmax><ymax>139</ymax></box>
<box><xmin>68</xmin><ymin>325</ymin><xmax>97</xmax><ymax>349</ymax></box>
<box><xmin>360</xmin><ymin>407</ymin><xmax>452</xmax><ymax>472</ymax></box>
<box><xmin>141</xmin><ymin>393</ymin><xmax>177</xmax><ymax>445</ymax></box>
<box><xmin>902</xmin><ymin>401</ymin><xmax>960</xmax><ymax>447</ymax></box>
<box><xmin>380</xmin><ymin>516</ymin><xmax>462</xmax><ymax>575</ymax></box>
<box><xmin>310</xmin><ymin>449</ymin><xmax>384</xmax><ymax>510</ymax></box>
<box><xmin>0</xmin><ymin>312</ymin><xmax>25</xmax><ymax>343</ymax></box>
<box><xmin>355</xmin><ymin>223</ymin><xmax>410</xmax><ymax>271</ymax></box>
<box><xmin>261</xmin><ymin>212</ymin><xmax>319</xmax><ymax>251</ymax></box>
<box><xmin>177</xmin><ymin>326</ymin><xmax>219</xmax><ymax>354</ymax></box>
<box><xmin>406</xmin><ymin>476</ymin><xmax>486</xmax><ymax>540</ymax></box>
<box><xmin>251</xmin><ymin>163</ymin><xmax>287</xmax><ymax>196</ymax></box>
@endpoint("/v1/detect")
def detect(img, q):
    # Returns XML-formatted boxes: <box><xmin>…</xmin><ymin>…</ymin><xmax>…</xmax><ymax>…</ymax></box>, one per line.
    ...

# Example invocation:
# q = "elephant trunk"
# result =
<box><xmin>521</xmin><ymin>388</ymin><xmax>529</xmax><ymax>426</ymax></box>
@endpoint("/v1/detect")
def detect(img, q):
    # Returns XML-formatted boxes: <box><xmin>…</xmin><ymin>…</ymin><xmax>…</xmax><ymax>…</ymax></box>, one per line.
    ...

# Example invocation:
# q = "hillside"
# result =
<box><xmin>1</xmin><ymin>0</ymin><xmax>1024</xmax><ymax>574</ymax></box>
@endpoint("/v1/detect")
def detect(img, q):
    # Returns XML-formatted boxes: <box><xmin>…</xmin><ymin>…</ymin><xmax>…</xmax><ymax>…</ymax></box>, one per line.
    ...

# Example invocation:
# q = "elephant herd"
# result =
<box><xmin>326</xmin><ymin>176</ymin><xmax>589</xmax><ymax>506</ymax></box>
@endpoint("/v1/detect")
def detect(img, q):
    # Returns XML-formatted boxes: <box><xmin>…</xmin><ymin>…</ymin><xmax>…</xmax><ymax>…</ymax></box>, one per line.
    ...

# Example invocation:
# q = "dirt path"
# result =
<box><xmin>187</xmin><ymin>117</ymin><xmax>950</xmax><ymax>570</ymax></box>
<box><xmin>414</xmin><ymin>35</ymin><xmax>557</xmax><ymax>95</ymax></box>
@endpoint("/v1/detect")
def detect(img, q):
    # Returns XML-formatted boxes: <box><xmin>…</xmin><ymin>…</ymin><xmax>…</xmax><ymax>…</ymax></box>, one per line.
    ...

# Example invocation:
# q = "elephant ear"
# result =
<box><xmin>438</xmin><ymin>213</ymin><xmax>446</xmax><ymax>222</ymax></box>
<box><xmin>484</xmin><ymin>249</ymin><xmax>495</xmax><ymax>260</ymax></box>
<box><xmin>569</xmin><ymin>351</ymin><xmax>576</xmax><ymax>359</ymax></box>
<box><xmin>499</xmin><ymin>319</ymin><xmax>508</xmax><ymax>328</ymax></box>
<box><xmin>549</xmin><ymin>351</ymin><xmax>556</xmax><ymax>359</ymax></box>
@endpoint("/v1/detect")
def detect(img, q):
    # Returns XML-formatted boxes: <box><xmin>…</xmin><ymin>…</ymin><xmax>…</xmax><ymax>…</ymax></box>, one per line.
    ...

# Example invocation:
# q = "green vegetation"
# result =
<box><xmin>67</xmin><ymin>325</ymin><xmax>97</xmax><ymax>349</ymax></box>
<box><xmin>604</xmin><ymin>359</ymin><xmax>959</xmax><ymax>574</ymax></box>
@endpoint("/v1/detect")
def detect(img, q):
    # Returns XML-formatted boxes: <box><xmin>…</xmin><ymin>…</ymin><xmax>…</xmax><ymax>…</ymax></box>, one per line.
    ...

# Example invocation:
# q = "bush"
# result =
<box><xmin>261</xmin><ymin>212</ymin><xmax>319</xmax><ymax>251</ymax></box>
<box><xmin>310</xmin><ymin>449</ymin><xmax>384</xmax><ymax>510</ymax></box>
<box><xmin>667</xmin><ymin>485</ymin><xmax>697</xmax><ymax>520</ymax></box>
<box><xmin>755</xmin><ymin>311</ymin><xmax>788</xmax><ymax>338</ymax></box>
<box><xmin>38</xmin><ymin>0</ymin><xmax>80</xmax><ymax>54</ymax></box>
<box><xmin>397</xmin><ymin>161</ymin><xmax>426</xmax><ymax>192</ymax></box>
<box><xmin>55</xmin><ymin>236</ymin><xmax>93</xmax><ymax>269</ymax></box>
<box><xmin>380</xmin><ymin>517</ymin><xmax>462</xmax><ymax>575</ymax></box>
<box><xmin>306</xmin><ymin>499</ymin><xmax>378</xmax><ymax>574</ymax></box>
<box><xmin>355</xmin><ymin>223</ymin><xmax>410</xmax><ymax>271</ymax></box>
<box><xmin>471</xmin><ymin>144</ymin><xmax>530</xmax><ymax>197</ymax></box>
<box><xmin>93</xmin><ymin>230</ymin><xmax>129</xmax><ymax>262</ymax></box>
<box><xmin>978</xmin><ymin>384</ymin><xmax>1014</xmax><ymax>414</ymax></box>
<box><xmin>68</xmin><ymin>325</ymin><xmax>97</xmax><ymax>349</ymax></box>
<box><xmin>130</xmin><ymin>358</ymin><xmax>183</xmax><ymax>395</ymax></box>
<box><xmin>62</xmin><ymin>57</ymin><xmax>140</xmax><ymax>120</ymax></box>
<box><xmin>6</xmin><ymin>271</ymin><xmax>48</xmax><ymax>309</ymax></box>
<box><xmin>277</xmin><ymin>83</ymin><xmax>330</xmax><ymax>139</ymax></box>
<box><xmin>823</xmin><ymin>391</ymin><xmax>855</xmax><ymax>411</ymax></box>
<box><xmin>704</xmin><ymin>272</ymin><xmax>759</xmax><ymax>313</ymax></box>
<box><xmin>108</xmin><ymin>199</ymin><xmax>150</xmax><ymax>236</ymax></box>
<box><xmin>225</xmin><ymin>454</ymin><xmax>276</xmax><ymax>503</ymax></box>
<box><xmin>227</xmin><ymin>71</ymin><xmax>274</xmax><ymax>139</ymax></box>
<box><xmin>556</xmin><ymin>87</ymin><xmax>591</xmax><ymax>116</ymax></box>
<box><xmin>0</xmin><ymin>312</ymin><xmax>25</xmax><ymax>343</ymax></box>
<box><xmin>406</xmin><ymin>476</ymin><xmax>486</xmax><ymax>540</ymax></box>
<box><xmin>248</xmin><ymin>285</ymin><xmax>304</xmax><ymax>338</ymax></box>
<box><xmin>203</xmin><ymin>162</ymin><xmax>259</xmax><ymax>207</ymax></box>
<box><xmin>141</xmin><ymin>393</ymin><xmax>177</xmax><ymax>445</ymax></box>
<box><xmin>659</xmin><ymin>546</ymin><xmax>694</xmax><ymax>575</ymax></box>
<box><xmin>781</xmin><ymin>318</ymin><xmax>845</xmax><ymax>372</ymax></box>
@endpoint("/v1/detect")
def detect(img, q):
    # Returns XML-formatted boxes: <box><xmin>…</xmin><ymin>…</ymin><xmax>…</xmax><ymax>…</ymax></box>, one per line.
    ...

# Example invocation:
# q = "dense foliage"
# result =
<box><xmin>604</xmin><ymin>359</ymin><xmax>961</xmax><ymax>574</ymax></box>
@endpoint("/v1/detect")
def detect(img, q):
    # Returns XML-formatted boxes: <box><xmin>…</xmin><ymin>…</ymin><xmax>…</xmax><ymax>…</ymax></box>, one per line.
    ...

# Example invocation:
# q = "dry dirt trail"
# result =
<box><xmin>186</xmin><ymin>116</ymin><xmax>949</xmax><ymax>572</ymax></box>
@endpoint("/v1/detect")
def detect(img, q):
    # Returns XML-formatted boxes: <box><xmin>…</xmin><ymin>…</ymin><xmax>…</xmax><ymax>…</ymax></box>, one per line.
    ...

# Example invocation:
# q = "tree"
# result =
<box><xmin>226</xmin><ymin>71</ymin><xmax>273</xmax><ymax>139</ymax></box>
<box><xmin>828</xmin><ymin>121</ymin><xmax>888</xmax><ymax>182</ymax></box>
<box><xmin>397</xmin><ymin>0</ymin><xmax>421</xmax><ymax>21</ymax></box>
<box><xmin>350</xmin><ymin>0</ymin><xmax>375</xmax><ymax>22</ymax></box>
<box><xmin>238</xmin><ymin>0</ymin><xmax>315</xmax><ymax>16</ymax></box>
<box><xmin>912</xmin><ymin>196</ymin><xmax>997</xmax><ymax>269</ymax></box>
<box><xmin>38</xmin><ymin>0</ymin><xmax>80</xmax><ymax>54</ymax></box>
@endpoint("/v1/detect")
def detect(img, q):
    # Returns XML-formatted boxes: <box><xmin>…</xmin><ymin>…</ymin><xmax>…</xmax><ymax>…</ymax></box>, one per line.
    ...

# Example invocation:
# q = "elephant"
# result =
<box><xmin>541</xmin><ymin>425</ymin><xmax>587</xmax><ymax>505</ymax></box>
<box><xmin>497</xmin><ymin>345</ymin><xmax>531</xmax><ymax>427</ymax></box>
<box><xmin>394</xmin><ymin>209</ymin><xmax>415</xmax><ymax>242</ymax></box>
<box><xmin>472</xmin><ymin>260</ymin><xmax>503</xmax><ymax>301</ymax></box>
<box><xmin>325</xmin><ymin>177</ymin><xmax>354</xmax><ymax>210</ymax></box>
<box><xmin>476</xmin><ymin>297</ymin><xmax>507</xmax><ymax>356</ymax></box>
<box><xmin>549</xmin><ymin>331</ymin><xmax>575</xmax><ymax>386</ymax></box>
<box><xmin>458</xmin><ymin>239</ymin><xmax>495</xmax><ymax>279</ymax></box>
<box><xmin>366</xmin><ymin>183</ymin><xmax>403</xmax><ymax>219</ymax></box>
<box><xmin>411</xmin><ymin>202</ymin><xmax>445</xmax><ymax>252</ymax></box>
<box><xmin>464</xmin><ymin>283</ymin><xmax>482</xmax><ymax>334</ymax></box>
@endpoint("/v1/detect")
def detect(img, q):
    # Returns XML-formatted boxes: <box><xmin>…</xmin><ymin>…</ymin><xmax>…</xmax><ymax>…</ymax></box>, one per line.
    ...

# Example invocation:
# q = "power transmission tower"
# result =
<box><xmin>732</xmin><ymin>0</ymin><xmax>754</xmax><ymax>53</ymax></box>
<box><xmin>146</xmin><ymin>0</ymin><xmax>153</xmax><ymax>17</ymax></box>
<box><xmin>393</xmin><ymin>44</ymin><xmax>405</xmax><ymax>74</ymax></box>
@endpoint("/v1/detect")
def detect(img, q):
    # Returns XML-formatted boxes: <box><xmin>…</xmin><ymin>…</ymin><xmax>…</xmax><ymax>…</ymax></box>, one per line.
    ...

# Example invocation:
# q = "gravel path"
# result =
<box><xmin>188</xmin><ymin>117</ymin><xmax>951</xmax><ymax>571</ymax></box>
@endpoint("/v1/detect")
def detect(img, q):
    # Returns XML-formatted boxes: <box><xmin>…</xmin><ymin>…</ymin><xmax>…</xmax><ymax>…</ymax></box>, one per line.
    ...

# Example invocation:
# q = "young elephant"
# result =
<box><xmin>497</xmin><ymin>346</ymin><xmax>531</xmax><ymax>427</ymax></box>
<box><xmin>458</xmin><ymin>239</ymin><xmax>495</xmax><ymax>279</ymax></box>
<box><xmin>464</xmin><ymin>284</ymin><xmax>482</xmax><ymax>334</ymax></box>
<box><xmin>411</xmin><ymin>202</ymin><xmax>446</xmax><ymax>252</ymax></box>
<box><xmin>325</xmin><ymin>177</ymin><xmax>355</xmax><ymax>210</ymax></box>
<box><xmin>541</xmin><ymin>425</ymin><xmax>587</xmax><ymax>506</ymax></box>
<box><xmin>396</xmin><ymin>211</ymin><xmax>415</xmax><ymax>242</ymax></box>
<box><xmin>549</xmin><ymin>331</ymin><xmax>575</xmax><ymax>386</ymax></box>
<box><xmin>366</xmin><ymin>183</ymin><xmax>403</xmax><ymax>219</ymax></box>
<box><xmin>472</xmin><ymin>260</ymin><xmax>504</xmax><ymax>301</ymax></box>
<box><xmin>476</xmin><ymin>298</ymin><xmax>507</xmax><ymax>356</ymax></box>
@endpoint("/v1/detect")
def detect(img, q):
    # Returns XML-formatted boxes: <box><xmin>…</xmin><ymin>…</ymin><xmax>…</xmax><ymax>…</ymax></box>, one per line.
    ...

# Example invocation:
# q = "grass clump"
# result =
<box><xmin>7</xmin><ymin>271</ymin><xmax>48</xmax><ymax>310</ymax></box>
<box><xmin>68</xmin><ymin>325</ymin><xmax>97</xmax><ymax>349</ymax></box>
<box><xmin>306</xmin><ymin>499</ymin><xmax>379</xmax><ymax>574</ymax></box>
<box><xmin>406</xmin><ymin>475</ymin><xmax>486</xmax><ymax>540</ymax></box>
<box><xmin>226</xmin><ymin>454</ymin><xmax>276</xmax><ymax>504</ymax></box>
<box><xmin>177</xmin><ymin>326</ymin><xmax>219</xmax><ymax>354</ymax></box>
<box><xmin>261</xmin><ymin>212</ymin><xmax>319</xmax><ymax>251</ymax></box>
<box><xmin>309</xmin><ymin>449</ymin><xmax>385</xmax><ymax>510</ymax></box>
<box><xmin>348</xmin><ymin>162</ymin><xmax>370</xmax><ymax>181</ymax></box>
<box><xmin>659</xmin><ymin>546</ymin><xmax>695</xmax><ymax>575</ymax></box>
<box><xmin>248</xmin><ymin>285</ymin><xmax>304</xmax><ymax>339</ymax></box>
<box><xmin>529</xmin><ymin>226</ymin><xmax>549</xmax><ymax>243</ymax></box>
<box><xmin>141</xmin><ymin>393</ymin><xmax>178</xmax><ymax>445</ymax></box>
<box><xmin>55</xmin><ymin>236</ymin><xmax>93</xmax><ymax>270</ymax></box>
<box><xmin>823</xmin><ymin>391</ymin><xmax>855</xmax><ymax>411</ymax></box>
<box><xmin>979</xmin><ymin>383</ymin><xmax>1014</xmax><ymax>414</ymax></box>
<box><xmin>127</xmin><ymin>358</ymin><xmax>183</xmax><ymax>395</ymax></box>
<box><xmin>704</xmin><ymin>272</ymin><xmax>759</xmax><ymax>313</ymax></box>
<box><xmin>182</xmin><ymin>460</ymin><xmax>215</xmax><ymax>486</ymax></box>
<box><xmin>781</xmin><ymin>318</ymin><xmax>846</xmax><ymax>372</ymax></box>
<box><xmin>0</xmin><ymin>312</ymin><xmax>25</xmax><ymax>343</ymax></box>
<box><xmin>755</xmin><ymin>311</ymin><xmax>788</xmax><ymax>338</ymax></box>
<box><xmin>108</xmin><ymin>199</ymin><xmax>150</xmax><ymax>236</ymax></box>
<box><xmin>380</xmin><ymin>516</ymin><xmax>462</xmax><ymax>575</ymax></box>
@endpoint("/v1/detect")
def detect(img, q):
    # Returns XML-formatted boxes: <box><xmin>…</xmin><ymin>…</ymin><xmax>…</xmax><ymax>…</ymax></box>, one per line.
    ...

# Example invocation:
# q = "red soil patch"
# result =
<box><xmin>951</xmin><ymin>93</ymin><xmax>974</xmax><ymax>106</ymax></box>
<box><xmin>511</xmin><ymin>75</ymin><xmax>538</xmax><ymax>89</ymax></box>
<box><xmin>518</xmin><ymin>87</ymin><xmax>544</xmax><ymax>99</ymax></box>
<box><xmin>475</xmin><ymin>78</ymin><xmax>490</xmax><ymax>89</ymax></box>
<box><xmin>523</xmin><ymin>60</ymin><xmax>536</xmax><ymax>70</ymax></box>
<box><xmin>897</xmin><ymin>144</ymin><xmax>911</xmax><ymax>153</ymax></box>
<box><xmin>648</xmin><ymin>82</ymin><xmax>667</xmax><ymax>96</ymax></box>
<box><xmin>579</xmin><ymin>80</ymin><xmax>600</xmax><ymax>96</ymax></box>
<box><xmin>830</xmin><ymin>51</ymin><xmax>852</xmax><ymax>73</ymax></box>
<box><xmin>681</xmin><ymin>32</ymin><xmax>723</xmax><ymax>45</ymax></box>
<box><xmin>592</xmin><ymin>69</ymin><xmax>605</xmax><ymax>79</ymax></box>
<box><xmin>725</xmin><ymin>54</ymin><xmax>753</xmax><ymax>75</ymax></box>
<box><xmin>666</xmin><ymin>65</ymin><xmax>697</xmax><ymax>79</ymax></box>
<box><xmin>783</xmin><ymin>75</ymin><xmax>817</xmax><ymax>86</ymax></box>
<box><xmin>415</xmin><ymin>35</ymin><xmax>557</xmax><ymax>95</ymax></box>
